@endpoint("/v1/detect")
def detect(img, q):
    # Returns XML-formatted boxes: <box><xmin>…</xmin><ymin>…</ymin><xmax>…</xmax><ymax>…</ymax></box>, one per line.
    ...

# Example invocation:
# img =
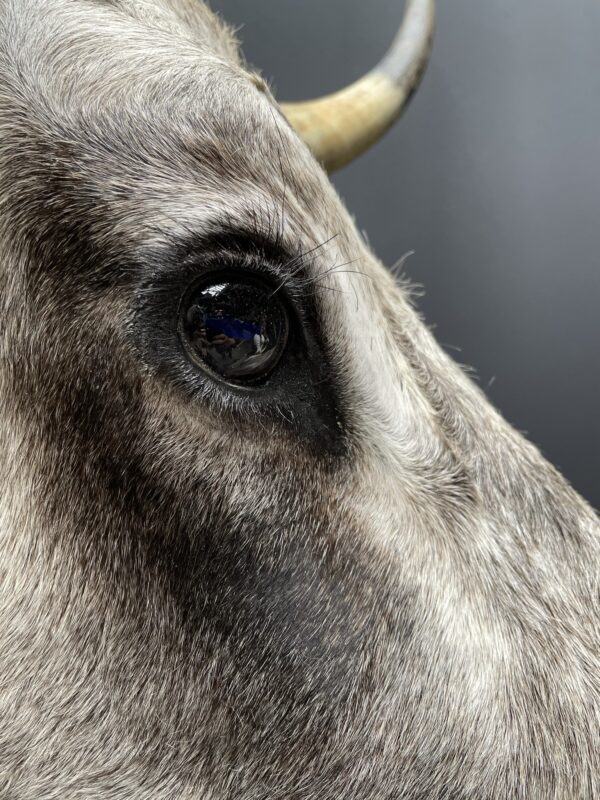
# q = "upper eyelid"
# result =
<box><xmin>155</xmin><ymin>225</ymin><xmax>319</xmax><ymax>298</ymax></box>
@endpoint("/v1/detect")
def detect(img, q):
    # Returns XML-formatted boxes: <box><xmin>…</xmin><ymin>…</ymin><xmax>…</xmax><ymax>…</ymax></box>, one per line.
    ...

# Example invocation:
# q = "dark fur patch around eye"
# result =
<box><xmin>129</xmin><ymin>227</ymin><xmax>351</xmax><ymax>458</ymax></box>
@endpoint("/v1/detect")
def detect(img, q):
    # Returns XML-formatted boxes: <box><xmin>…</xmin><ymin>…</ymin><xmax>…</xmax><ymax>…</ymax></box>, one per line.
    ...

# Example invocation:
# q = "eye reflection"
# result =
<box><xmin>180</xmin><ymin>277</ymin><xmax>289</xmax><ymax>383</ymax></box>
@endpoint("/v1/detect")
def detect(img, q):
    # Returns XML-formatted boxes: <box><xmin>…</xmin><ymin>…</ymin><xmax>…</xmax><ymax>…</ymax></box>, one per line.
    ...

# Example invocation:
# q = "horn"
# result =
<box><xmin>281</xmin><ymin>0</ymin><xmax>436</xmax><ymax>173</ymax></box>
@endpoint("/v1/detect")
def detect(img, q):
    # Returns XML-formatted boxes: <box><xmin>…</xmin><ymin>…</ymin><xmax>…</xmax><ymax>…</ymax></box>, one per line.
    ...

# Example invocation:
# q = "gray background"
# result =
<box><xmin>211</xmin><ymin>0</ymin><xmax>600</xmax><ymax>508</ymax></box>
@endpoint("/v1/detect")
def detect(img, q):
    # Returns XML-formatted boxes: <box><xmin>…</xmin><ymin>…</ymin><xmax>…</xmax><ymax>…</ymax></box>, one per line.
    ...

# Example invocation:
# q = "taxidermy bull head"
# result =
<box><xmin>0</xmin><ymin>0</ymin><xmax>598</xmax><ymax>797</ymax></box>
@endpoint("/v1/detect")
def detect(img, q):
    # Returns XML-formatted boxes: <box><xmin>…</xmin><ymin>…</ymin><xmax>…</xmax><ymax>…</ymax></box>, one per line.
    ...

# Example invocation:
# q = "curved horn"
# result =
<box><xmin>281</xmin><ymin>0</ymin><xmax>436</xmax><ymax>173</ymax></box>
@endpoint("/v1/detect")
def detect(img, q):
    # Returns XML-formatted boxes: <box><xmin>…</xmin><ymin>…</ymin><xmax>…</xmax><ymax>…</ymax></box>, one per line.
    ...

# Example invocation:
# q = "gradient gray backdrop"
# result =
<box><xmin>212</xmin><ymin>0</ymin><xmax>600</xmax><ymax>507</ymax></box>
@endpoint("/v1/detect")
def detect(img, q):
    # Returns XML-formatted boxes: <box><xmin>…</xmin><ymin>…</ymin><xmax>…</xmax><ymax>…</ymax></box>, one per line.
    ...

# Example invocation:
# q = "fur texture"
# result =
<box><xmin>0</xmin><ymin>1</ymin><xmax>598</xmax><ymax>797</ymax></box>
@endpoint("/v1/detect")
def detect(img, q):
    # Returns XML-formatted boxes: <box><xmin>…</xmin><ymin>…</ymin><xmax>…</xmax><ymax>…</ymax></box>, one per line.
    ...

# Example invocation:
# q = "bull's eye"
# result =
<box><xmin>179</xmin><ymin>276</ymin><xmax>289</xmax><ymax>385</ymax></box>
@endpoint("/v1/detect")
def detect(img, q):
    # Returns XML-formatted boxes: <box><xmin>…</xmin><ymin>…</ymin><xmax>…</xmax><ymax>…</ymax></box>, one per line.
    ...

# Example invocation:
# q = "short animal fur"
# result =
<box><xmin>0</xmin><ymin>1</ymin><xmax>598</xmax><ymax>798</ymax></box>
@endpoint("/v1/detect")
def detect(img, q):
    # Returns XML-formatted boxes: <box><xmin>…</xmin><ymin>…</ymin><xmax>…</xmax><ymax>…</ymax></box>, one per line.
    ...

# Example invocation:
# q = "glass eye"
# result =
<box><xmin>179</xmin><ymin>276</ymin><xmax>289</xmax><ymax>384</ymax></box>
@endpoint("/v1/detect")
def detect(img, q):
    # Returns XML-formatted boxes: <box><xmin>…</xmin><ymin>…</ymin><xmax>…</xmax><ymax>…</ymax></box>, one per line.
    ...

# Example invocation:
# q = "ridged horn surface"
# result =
<box><xmin>281</xmin><ymin>0</ymin><xmax>436</xmax><ymax>172</ymax></box>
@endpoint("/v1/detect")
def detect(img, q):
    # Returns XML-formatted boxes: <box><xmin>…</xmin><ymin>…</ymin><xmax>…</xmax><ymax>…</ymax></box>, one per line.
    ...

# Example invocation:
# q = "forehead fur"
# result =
<box><xmin>4</xmin><ymin>0</ymin><xmax>242</xmax><ymax>63</ymax></box>
<box><xmin>0</xmin><ymin>0</ymin><xmax>353</xmax><ymax>254</ymax></box>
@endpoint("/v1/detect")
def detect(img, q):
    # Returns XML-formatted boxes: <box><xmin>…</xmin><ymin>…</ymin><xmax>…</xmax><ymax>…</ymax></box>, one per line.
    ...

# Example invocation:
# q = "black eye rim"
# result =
<box><xmin>177</xmin><ymin>268</ymin><xmax>292</xmax><ymax>391</ymax></box>
<box><xmin>130</xmin><ymin>226</ymin><xmax>350</xmax><ymax>457</ymax></box>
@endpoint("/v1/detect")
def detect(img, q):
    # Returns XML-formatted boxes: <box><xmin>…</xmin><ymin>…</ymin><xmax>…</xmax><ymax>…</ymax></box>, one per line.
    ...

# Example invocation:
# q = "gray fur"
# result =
<box><xmin>0</xmin><ymin>1</ymin><xmax>598</xmax><ymax>798</ymax></box>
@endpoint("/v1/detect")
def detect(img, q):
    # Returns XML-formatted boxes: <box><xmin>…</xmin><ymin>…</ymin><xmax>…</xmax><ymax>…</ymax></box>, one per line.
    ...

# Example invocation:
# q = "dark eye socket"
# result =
<box><xmin>179</xmin><ymin>274</ymin><xmax>289</xmax><ymax>385</ymax></box>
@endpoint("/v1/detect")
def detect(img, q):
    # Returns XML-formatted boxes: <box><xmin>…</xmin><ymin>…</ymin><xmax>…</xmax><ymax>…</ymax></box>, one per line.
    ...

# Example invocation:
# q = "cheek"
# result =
<box><xmin>115</xmin><ymin>406</ymin><xmax>399</xmax><ymax>699</ymax></box>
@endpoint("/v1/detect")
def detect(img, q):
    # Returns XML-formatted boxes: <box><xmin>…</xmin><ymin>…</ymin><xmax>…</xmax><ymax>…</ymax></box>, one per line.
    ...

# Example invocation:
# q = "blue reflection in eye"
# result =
<box><xmin>204</xmin><ymin>316</ymin><xmax>260</xmax><ymax>342</ymax></box>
